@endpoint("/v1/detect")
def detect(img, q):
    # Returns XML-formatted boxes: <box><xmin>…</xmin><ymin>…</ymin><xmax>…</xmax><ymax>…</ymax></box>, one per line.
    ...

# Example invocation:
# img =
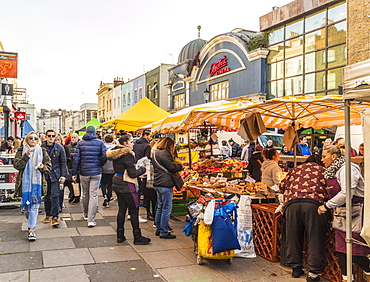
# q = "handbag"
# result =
<box><xmin>153</xmin><ymin>152</ymin><xmax>184</xmax><ymax>190</ymax></box>
<box><xmin>211</xmin><ymin>203</ymin><xmax>241</xmax><ymax>255</ymax></box>
<box><xmin>123</xmin><ymin>169</ymin><xmax>138</xmax><ymax>186</ymax></box>
<box><xmin>332</xmin><ymin>204</ymin><xmax>363</xmax><ymax>233</ymax></box>
<box><xmin>72</xmin><ymin>182</ymin><xmax>80</xmax><ymax>197</ymax></box>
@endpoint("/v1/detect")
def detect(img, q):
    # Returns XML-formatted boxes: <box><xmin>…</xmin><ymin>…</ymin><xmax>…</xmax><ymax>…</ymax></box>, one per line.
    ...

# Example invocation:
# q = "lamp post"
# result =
<box><xmin>203</xmin><ymin>88</ymin><xmax>210</xmax><ymax>103</ymax></box>
<box><xmin>58</xmin><ymin>109</ymin><xmax>62</xmax><ymax>134</ymax></box>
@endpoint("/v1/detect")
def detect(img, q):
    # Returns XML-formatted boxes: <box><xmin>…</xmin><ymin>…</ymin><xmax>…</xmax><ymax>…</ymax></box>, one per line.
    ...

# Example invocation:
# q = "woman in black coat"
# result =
<box><xmin>152</xmin><ymin>137</ymin><xmax>183</xmax><ymax>239</ymax></box>
<box><xmin>107</xmin><ymin>133</ymin><xmax>150</xmax><ymax>245</ymax></box>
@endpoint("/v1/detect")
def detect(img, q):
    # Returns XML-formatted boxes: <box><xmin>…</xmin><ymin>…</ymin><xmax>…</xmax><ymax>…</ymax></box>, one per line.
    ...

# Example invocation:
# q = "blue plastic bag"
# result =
<box><xmin>211</xmin><ymin>203</ymin><xmax>241</xmax><ymax>255</ymax></box>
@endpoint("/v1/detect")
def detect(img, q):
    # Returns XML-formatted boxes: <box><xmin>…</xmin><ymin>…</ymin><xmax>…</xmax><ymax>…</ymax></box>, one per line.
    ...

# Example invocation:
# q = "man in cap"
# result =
<box><xmin>72</xmin><ymin>126</ymin><xmax>107</xmax><ymax>227</ymax></box>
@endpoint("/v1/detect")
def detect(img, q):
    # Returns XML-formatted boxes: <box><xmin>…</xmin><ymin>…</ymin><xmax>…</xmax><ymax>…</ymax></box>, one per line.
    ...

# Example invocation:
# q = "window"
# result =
<box><xmin>139</xmin><ymin>88</ymin><xmax>143</xmax><ymax>100</ymax></box>
<box><xmin>117</xmin><ymin>97</ymin><xmax>120</xmax><ymax>108</ymax></box>
<box><xmin>134</xmin><ymin>90</ymin><xmax>138</xmax><ymax>103</ymax></box>
<box><xmin>113</xmin><ymin>98</ymin><xmax>116</xmax><ymax>109</ymax></box>
<box><xmin>173</xmin><ymin>93</ymin><xmax>185</xmax><ymax>109</ymax></box>
<box><xmin>266</xmin><ymin>1</ymin><xmax>346</xmax><ymax>97</ymax></box>
<box><xmin>128</xmin><ymin>92</ymin><xmax>131</xmax><ymax>105</ymax></box>
<box><xmin>123</xmin><ymin>94</ymin><xmax>126</xmax><ymax>106</ymax></box>
<box><xmin>210</xmin><ymin>81</ymin><xmax>229</xmax><ymax>101</ymax></box>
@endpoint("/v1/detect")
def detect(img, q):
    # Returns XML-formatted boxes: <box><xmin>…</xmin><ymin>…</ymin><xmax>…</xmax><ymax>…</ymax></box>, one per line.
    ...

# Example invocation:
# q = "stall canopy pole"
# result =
<box><xmin>344</xmin><ymin>99</ymin><xmax>353</xmax><ymax>282</ymax></box>
<box><xmin>187</xmin><ymin>130</ymin><xmax>192</xmax><ymax>169</ymax></box>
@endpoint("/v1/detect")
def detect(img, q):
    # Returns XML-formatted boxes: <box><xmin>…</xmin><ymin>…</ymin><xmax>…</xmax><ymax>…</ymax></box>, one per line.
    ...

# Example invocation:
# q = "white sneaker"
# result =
<box><xmin>83</xmin><ymin>215</ymin><xmax>88</xmax><ymax>221</ymax></box>
<box><xmin>139</xmin><ymin>216</ymin><xmax>148</xmax><ymax>223</ymax></box>
<box><xmin>127</xmin><ymin>215</ymin><xmax>131</xmax><ymax>220</ymax></box>
<box><xmin>88</xmin><ymin>222</ymin><xmax>96</xmax><ymax>227</ymax></box>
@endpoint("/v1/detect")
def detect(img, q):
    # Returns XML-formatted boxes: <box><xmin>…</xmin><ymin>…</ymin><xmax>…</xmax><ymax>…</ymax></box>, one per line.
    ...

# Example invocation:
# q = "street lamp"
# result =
<box><xmin>203</xmin><ymin>88</ymin><xmax>210</xmax><ymax>103</ymax></box>
<box><xmin>58</xmin><ymin>109</ymin><xmax>62</xmax><ymax>134</ymax></box>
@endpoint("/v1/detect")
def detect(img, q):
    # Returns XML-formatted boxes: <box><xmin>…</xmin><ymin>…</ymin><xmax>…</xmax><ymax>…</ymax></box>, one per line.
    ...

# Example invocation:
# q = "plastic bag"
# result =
<box><xmin>204</xmin><ymin>199</ymin><xmax>215</xmax><ymax>225</ymax></box>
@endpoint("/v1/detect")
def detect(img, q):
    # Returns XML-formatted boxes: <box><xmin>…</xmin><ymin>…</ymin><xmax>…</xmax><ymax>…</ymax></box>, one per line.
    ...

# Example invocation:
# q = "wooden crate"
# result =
<box><xmin>251</xmin><ymin>203</ymin><xmax>282</xmax><ymax>262</ymax></box>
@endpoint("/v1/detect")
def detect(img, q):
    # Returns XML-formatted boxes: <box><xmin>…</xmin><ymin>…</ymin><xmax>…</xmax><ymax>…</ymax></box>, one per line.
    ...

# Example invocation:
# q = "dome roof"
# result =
<box><xmin>178</xmin><ymin>38</ymin><xmax>207</xmax><ymax>63</ymax></box>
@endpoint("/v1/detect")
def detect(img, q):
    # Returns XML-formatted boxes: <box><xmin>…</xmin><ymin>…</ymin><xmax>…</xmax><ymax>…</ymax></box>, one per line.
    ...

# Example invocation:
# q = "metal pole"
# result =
<box><xmin>344</xmin><ymin>99</ymin><xmax>353</xmax><ymax>282</ymax></box>
<box><xmin>187</xmin><ymin>130</ymin><xmax>192</xmax><ymax>169</ymax></box>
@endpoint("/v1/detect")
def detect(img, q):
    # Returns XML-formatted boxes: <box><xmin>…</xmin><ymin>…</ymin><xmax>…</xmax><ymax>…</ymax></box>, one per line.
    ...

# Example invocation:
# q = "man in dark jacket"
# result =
<box><xmin>228</xmin><ymin>139</ymin><xmax>242</xmax><ymax>158</ymax></box>
<box><xmin>72</xmin><ymin>126</ymin><xmax>107</xmax><ymax>227</ymax></box>
<box><xmin>133</xmin><ymin>130</ymin><xmax>152</xmax><ymax>221</ymax></box>
<box><xmin>41</xmin><ymin>129</ymin><xmax>67</xmax><ymax>227</ymax></box>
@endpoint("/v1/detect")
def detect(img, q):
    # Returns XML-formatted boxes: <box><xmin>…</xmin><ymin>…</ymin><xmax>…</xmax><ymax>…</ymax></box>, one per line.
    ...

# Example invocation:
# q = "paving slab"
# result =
<box><xmin>77</xmin><ymin>225</ymin><xmax>115</xmax><ymax>236</ymax></box>
<box><xmin>70</xmin><ymin>213</ymin><xmax>103</xmax><ymax>220</ymax></box>
<box><xmin>43</xmin><ymin>247</ymin><xmax>94</xmax><ymax>267</ymax></box>
<box><xmin>0</xmin><ymin>230</ymin><xmax>27</xmax><ymax>242</ymax></box>
<box><xmin>29</xmin><ymin>237</ymin><xmax>75</xmax><ymax>252</ymax></box>
<box><xmin>0</xmin><ymin>240</ymin><xmax>30</xmax><ymax>254</ymax></box>
<box><xmin>97</xmin><ymin>209</ymin><xmax>118</xmax><ymax>217</ymax></box>
<box><xmin>0</xmin><ymin>222</ymin><xmax>22</xmax><ymax>231</ymax></box>
<box><xmin>61</xmin><ymin>207</ymin><xmax>85</xmax><ymax>214</ymax></box>
<box><xmin>89</xmin><ymin>245</ymin><xmax>141</xmax><ymax>263</ymax></box>
<box><xmin>72</xmin><ymin>234</ymin><xmax>124</xmax><ymax>248</ymax></box>
<box><xmin>101</xmin><ymin>215</ymin><xmax>116</xmax><ymax>222</ymax></box>
<box><xmin>130</xmin><ymin>235</ymin><xmax>184</xmax><ymax>253</ymax></box>
<box><xmin>84</xmin><ymin>260</ymin><xmax>163</xmax><ymax>282</ymax></box>
<box><xmin>34</xmin><ymin>227</ymin><xmax>79</xmax><ymax>239</ymax></box>
<box><xmin>140</xmin><ymin>249</ymin><xmax>194</xmax><ymax>268</ymax></box>
<box><xmin>157</xmin><ymin>264</ymin><xmax>231</xmax><ymax>282</ymax></box>
<box><xmin>30</xmin><ymin>265</ymin><xmax>89</xmax><ymax>282</ymax></box>
<box><xmin>21</xmin><ymin>220</ymin><xmax>68</xmax><ymax>231</ymax></box>
<box><xmin>65</xmin><ymin>219</ymin><xmax>110</xmax><ymax>228</ymax></box>
<box><xmin>0</xmin><ymin>270</ymin><xmax>28</xmax><ymax>281</ymax></box>
<box><xmin>0</xmin><ymin>251</ymin><xmax>42</xmax><ymax>273</ymax></box>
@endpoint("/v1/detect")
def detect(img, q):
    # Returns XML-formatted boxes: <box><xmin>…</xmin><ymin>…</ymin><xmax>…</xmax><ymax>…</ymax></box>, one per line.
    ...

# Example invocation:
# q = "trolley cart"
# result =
<box><xmin>0</xmin><ymin>164</ymin><xmax>20</xmax><ymax>207</ymax></box>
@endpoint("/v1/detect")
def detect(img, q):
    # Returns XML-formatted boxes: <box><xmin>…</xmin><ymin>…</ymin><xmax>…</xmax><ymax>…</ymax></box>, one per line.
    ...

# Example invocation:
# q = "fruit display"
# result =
<box><xmin>182</xmin><ymin>158</ymin><xmax>247</xmax><ymax>176</ymax></box>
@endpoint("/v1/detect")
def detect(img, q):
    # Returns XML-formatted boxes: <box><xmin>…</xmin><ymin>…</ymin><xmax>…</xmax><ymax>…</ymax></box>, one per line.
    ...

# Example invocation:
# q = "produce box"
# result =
<box><xmin>171</xmin><ymin>198</ymin><xmax>196</xmax><ymax>217</ymax></box>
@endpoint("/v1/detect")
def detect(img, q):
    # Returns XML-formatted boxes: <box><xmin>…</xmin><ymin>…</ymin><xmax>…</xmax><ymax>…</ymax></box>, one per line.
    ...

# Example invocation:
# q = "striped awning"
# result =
<box><xmin>187</xmin><ymin>95</ymin><xmax>370</xmax><ymax>130</ymax></box>
<box><xmin>151</xmin><ymin>100</ymin><xmax>237</xmax><ymax>133</ymax></box>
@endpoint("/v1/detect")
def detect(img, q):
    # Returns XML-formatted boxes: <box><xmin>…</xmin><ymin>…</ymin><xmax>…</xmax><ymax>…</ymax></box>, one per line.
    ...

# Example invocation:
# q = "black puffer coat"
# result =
<box><xmin>107</xmin><ymin>146</ymin><xmax>146</xmax><ymax>194</ymax></box>
<box><xmin>152</xmin><ymin>148</ymin><xmax>183</xmax><ymax>188</ymax></box>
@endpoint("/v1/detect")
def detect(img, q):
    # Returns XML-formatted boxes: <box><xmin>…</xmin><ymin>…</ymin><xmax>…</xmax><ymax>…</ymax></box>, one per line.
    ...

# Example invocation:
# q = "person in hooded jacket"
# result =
<box><xmin>101</xmin><ymin>134</ymin><xmax>115</xmax><ymax>208</ymax></box>
<box><xmin>261</xmin><ymin>148</ymin><xmax>283</xmax><ymax>186</ymax></box>
<box><xmin>247</xmin><ymin>144</ymin><xmax>264</xmax><ymax>182</ymax></box>
<box><xmin>152</xmin><ymin>137</ymin><xmax>183</xmax><ymax>239</ymax></box>
<box><xmin>72</xmin><ymin>126</ymin><xmax>107</xmax><ymax>227</ymax></box>
<box><xmin>108</xmin><ymin>133</ymin><xmax>151</xmax><ymax>245</ymax></box>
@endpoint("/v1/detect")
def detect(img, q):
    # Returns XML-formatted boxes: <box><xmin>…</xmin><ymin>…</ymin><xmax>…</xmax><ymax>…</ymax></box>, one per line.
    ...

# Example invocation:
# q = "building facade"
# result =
<box><xmin>167</xmin><ymin>29</ymin><xmax>268</xmax><ymax>111</ymax></box>
<box><xmin>145</xmin><ymin>64</ymin><xmax>174</xmax><ymax>110</ymax></box>
<box><xmin>260</xmin><ymin>0</ymin><xmax>346</xmax><ymax>98</ymax></box>
<box><xmin>121</xmin><ymin>80</ymin><xmax>133</xmax><ymax>114</ymax></box>
<box><xmin>96</xmin><ymin>82</ymin><xmax>113</xmax><ymax>122</ymax></box>
<box><xmin>131</xmin><ymin>74</ymin><xmax>146</xmax><ymax>106</ymax></box>
<box><xmin>112</xmin><ymin>77</ymin><xmax>124</xmax><ymax>118</ymax></box>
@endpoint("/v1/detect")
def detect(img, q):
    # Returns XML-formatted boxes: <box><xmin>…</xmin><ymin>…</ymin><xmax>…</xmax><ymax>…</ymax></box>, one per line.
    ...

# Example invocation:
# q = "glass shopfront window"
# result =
<box><xmin>285</xmin><ymin>20</ymin><xmax>303</xmax><ymax>39</ymax></box>
<box><xmin>267</xmin><ymin>42</ymin><xmax>284</xmax><ymax>63</ymax></box>
<box><xmin>285</xmin><ymin>36</ymin><xmax>303</xmax><ymax>59</ymax></box>
<box><xmin>328</xmin><ymin>2</ymin><xmax>346</xmax><ymax>23</ymax></box>
<box><xmin>269</xmin><ymin>27</ymin><xmax>284</xmax><ymax>44</ymax></box>
<box><xmin>305</xmin><ymin>10</ymin><xmax>326</xmax><ymax>32</ymax></box>
<box><xmin>173</xmin><ymin>93</ymin><xmax>185</xmax><ymax>109</ymax></box>
<box><xmin>328</xmin><ymin>21</ymin><xmax>346</xmax><ymax>46</ymax></box>
<box><xmin>210</xmin><ymin>81</ymin><xmax>229</xmax><ymax>101</ymax></box>
<box><xmin>266</xmin><ymin>1</ymin><xmax>346</xmax><ymax>98</ymax></box>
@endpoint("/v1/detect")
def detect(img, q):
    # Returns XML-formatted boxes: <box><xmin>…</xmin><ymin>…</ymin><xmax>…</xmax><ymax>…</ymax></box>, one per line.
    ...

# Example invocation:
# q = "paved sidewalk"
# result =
<box><xmin>0</xmin><ymin>194</ymin><xmax>315</xmax><ymax>282</ymax></box>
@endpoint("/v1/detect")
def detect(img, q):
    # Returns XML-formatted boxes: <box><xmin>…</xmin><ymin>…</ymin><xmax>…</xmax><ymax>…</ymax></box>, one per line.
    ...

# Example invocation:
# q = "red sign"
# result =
<box><xmin>10</xmin><ymin>111</ymin><xmax>27</xmax><ymax>120</ymax></box>
<box><xmin>208</xmin><ymin>55</ymin><xmax>231</xmax><ymax>77</ymax></box>
<box><xmin>0</xmin><ymin>52</ymin><xmax>18</xmax><ymax>78</ymax></box>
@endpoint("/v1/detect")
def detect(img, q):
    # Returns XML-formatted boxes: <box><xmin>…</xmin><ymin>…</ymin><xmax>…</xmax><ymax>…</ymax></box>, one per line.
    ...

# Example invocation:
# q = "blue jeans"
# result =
<box><xmin>24</xmin><ymin>203</ymin><xmax>40</xmax><ymax>229</ymax></box>
<box><xmin>44</xmin><ymin>180</ymin><xmax>60</xmax><ymax>218</ymax></box>
<box><xmin>154</xmin><ymin>187</ymin><xmax>173</xmax><ymax>236</ymax></box>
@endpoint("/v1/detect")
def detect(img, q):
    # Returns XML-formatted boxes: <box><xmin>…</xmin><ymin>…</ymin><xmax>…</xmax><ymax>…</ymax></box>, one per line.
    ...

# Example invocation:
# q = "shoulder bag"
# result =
<box><xmin>153</xmin><ymin>151</ymin><xmax>184</xmax><ymax>190</ymax></box>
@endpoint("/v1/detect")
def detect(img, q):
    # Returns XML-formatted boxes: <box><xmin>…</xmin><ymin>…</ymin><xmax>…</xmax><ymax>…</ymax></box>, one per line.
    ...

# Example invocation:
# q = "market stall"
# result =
<box><xmin>0</xmin><ymin>153</ymin><xmax>20</xmax><ymax>207</ymax></box>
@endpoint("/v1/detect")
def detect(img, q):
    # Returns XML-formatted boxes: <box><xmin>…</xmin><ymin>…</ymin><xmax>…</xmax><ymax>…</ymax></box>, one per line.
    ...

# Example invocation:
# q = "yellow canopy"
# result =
<box><xmin>101</xmin><ymin>97</ymin><xmax>170</xmax><ymax>131</ymax></box>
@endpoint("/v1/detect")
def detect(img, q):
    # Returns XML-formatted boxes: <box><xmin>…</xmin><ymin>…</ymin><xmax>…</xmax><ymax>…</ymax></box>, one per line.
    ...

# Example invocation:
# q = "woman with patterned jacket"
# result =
<box><xmin>107</xmin><ymin>133</ymin><xmax>151</xmax><ymax>245</ymax></box>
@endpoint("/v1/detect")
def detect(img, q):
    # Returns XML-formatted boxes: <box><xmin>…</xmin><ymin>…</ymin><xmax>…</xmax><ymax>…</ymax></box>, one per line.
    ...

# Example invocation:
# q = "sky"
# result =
<box><xmin>1</xmin><ymin>0</ymin><xmax>290</xmax><ymax>111</ymax></box>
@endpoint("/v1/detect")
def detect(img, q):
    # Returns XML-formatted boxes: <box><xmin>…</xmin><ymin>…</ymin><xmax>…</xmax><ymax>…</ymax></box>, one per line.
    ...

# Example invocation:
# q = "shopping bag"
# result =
<box><xmin>197</xmin><ymin>220</ymin><xmax>234</xmax><ymax>259</ymax></box>
<box><xmin>211</xmin><ymin>205</ymin><xmax>240</xmax><ymax>255</ymax></box>
<box><xmin>72</xmin><ymin>182</ymin><xmax>80</xmax><ymax>197</ymax></box>
<box><xmin>123</xmin><ymin>169</ymin><xmax>138</xmax><ymax>185</ymax></box>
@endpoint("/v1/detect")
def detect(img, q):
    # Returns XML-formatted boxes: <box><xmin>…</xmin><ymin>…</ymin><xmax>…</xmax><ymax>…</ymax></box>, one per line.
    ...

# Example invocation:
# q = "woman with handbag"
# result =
<box><xmin>14</xmin><ymin>131</ymin><xmax>52</xmax><ymax>241</ymax></box>
<box><xmin>152</xmin><ymin>137</ymin><xmax>183</xmax><ymax>239</ymax></box>
<box><xmin>107</xmin><ymin>133</ymin><xmax>151</xmax><ymax>245</ymax></box>
<box><xmin>318</xmin><ymin>145</ymin><xmax>370</xmax><ymax>282</ymax></box>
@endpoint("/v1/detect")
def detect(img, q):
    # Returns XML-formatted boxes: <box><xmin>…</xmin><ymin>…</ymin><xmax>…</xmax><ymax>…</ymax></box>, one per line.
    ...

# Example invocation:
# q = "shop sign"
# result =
<box><xmin>0</xmin><ymin>173</ymin><xmax>17</xmax><ymax>183</ymax></box>
<box><xmin>0</xmin><ymin>52</ymin><xmax>18</xmax><ymax>78</ymax></box>
<box><xmin>10</xmin><ymin>111</ymin><xmax>27</xmax><ymax>120</ymax></box>
<box><xmin>1</xmin><ymin>83</ymin><xmax>13</xmax><ymax>96</ymax></box>
<box><xmin>209</xmin><ymin>55</ymin><xmax>231</xmax><ymax>77</ymax></box>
